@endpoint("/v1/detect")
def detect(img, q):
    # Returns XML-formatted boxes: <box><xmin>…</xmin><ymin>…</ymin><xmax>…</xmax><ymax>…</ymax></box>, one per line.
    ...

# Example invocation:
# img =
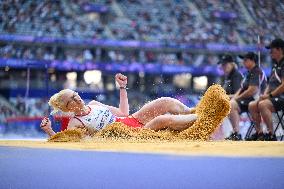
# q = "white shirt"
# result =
<box><xmin>74</xmin><ymin>105</ymin><xmax>116</xmax><ymax>131</ymax></box>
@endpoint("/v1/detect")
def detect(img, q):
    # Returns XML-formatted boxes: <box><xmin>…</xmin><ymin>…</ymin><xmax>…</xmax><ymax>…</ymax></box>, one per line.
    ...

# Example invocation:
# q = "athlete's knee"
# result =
<box><xmin>158</xmin><ymin>97</ymin><xmax>180</xmax><ymax>112</ymax></box>
<box><xmin>158</xmin><ymin>97</ymin><xmax>175</xmax><ymax>104</ymax></box>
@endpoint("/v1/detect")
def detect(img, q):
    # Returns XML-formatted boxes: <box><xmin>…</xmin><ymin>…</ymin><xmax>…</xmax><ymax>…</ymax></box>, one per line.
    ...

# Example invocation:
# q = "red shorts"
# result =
<box><xmin>115</xmin><ymin>115</ymin><xmax>144</xmax><ymax>128</ymax></box>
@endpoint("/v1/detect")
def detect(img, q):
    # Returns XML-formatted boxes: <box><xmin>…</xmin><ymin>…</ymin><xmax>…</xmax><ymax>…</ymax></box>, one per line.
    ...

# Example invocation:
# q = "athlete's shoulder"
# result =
<box><xmin>88</xmin><ymin>100</ymin><xmax>105</xmax><ymax>107</ymax></box>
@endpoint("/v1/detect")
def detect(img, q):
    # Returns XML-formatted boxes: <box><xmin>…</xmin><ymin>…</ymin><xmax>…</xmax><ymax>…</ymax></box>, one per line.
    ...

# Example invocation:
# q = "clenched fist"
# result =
<box><xmin>115</xmin><ymin>73</ymin><xmax>127</xmax><ymax>88</ymax></box>
<box><xmin>40</xmin><ymin>117</ymin><xmax>52</xmax><ymax>131</ymax></box>
<box><xmin>40</xmin><ymin>117</ymin><xmax>56</xmax><ymax>137</ymax></box>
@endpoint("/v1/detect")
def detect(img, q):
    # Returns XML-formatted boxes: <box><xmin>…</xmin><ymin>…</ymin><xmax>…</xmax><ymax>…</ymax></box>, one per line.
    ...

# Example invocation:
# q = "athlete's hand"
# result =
<box><xmin>115</xmin><ymin>73</ymin><xmax>127</xmax><ymax>88</ymax></box>
<box><xmin>40</xmin><ymin>117</ymin><xmax>52</xmax><ymax>131</ymax></box>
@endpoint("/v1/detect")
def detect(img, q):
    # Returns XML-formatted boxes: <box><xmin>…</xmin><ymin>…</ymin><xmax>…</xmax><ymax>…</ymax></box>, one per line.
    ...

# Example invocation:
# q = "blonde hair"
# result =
<box><xmin>48</xmin><ymin>89</ymin><xmax>73</xmax><ymax>114</ymax></box>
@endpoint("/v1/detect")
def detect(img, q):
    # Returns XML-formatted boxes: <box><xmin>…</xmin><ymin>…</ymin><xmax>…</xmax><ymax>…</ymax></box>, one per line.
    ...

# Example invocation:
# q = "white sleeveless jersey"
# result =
<box><xmin>74</xmin><ymin>105</ymin><xmax>116</xmax><ymax>131</ymax></box>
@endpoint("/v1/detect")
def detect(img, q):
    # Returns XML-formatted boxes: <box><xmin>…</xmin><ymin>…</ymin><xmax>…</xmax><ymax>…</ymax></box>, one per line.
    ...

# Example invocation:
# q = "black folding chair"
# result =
<box><xmin>274</xmin><ymin>108</ymin><xmax>284</xmax><ymax>141</ymax></box>
<box><xmin>244</xmin><ymin>112</ymin><xmax>255</xmax><ymax>140</ymax></box>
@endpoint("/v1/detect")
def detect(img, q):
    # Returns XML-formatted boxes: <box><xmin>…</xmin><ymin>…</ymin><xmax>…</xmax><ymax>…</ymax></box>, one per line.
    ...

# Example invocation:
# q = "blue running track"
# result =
<box><xmin>0</xmin><ymin>146</ymin><xmax>283</xmax><ymax>189</ymax></box>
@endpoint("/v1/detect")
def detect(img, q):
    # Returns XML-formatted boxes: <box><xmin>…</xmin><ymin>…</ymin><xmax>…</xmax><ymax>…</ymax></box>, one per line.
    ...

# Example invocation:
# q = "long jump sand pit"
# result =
<box><xmin>0</xmin><ymin>139</ymin><xmax>283</xmax><ymax>157</ymax></box>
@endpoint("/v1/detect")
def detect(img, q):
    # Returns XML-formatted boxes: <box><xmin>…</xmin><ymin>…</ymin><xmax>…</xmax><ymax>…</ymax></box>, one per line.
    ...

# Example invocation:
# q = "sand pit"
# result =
<box><xmin>0</xmin><ymin>140</ymin><xmax>283</xmax><ymax>157</ymax></box>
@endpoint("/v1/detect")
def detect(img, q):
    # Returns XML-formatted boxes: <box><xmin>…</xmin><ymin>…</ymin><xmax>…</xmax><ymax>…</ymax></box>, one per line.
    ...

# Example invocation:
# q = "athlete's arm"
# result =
<box><xmin>88</xmin><ymin>73</ymin><xmax>130</xmax><ymax>117</ymax></box>
<box><xmin>115</xmin><ymin>73</ymin><xmax>129</xmax><ymax>116</ymax></box>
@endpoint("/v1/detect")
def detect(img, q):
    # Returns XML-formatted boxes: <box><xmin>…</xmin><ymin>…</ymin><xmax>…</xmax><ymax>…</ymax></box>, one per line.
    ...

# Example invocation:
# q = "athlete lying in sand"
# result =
<box><xmin>41</xmin><ymin>73</ymin><xmax>197</xmax><ymax>137</ymax></box>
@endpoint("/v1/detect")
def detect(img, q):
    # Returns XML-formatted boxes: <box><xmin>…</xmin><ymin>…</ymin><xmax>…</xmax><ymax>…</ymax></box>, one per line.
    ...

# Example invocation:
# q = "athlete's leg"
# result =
<box><xmin>144</xmin><ymin>114</ymin><xmax>197</xmax><ymax>131</ymax></box>
<box><xmin>132</xmin><ymin>97</ymin><xmax>194</xmax><ymax>124</ymax></box>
